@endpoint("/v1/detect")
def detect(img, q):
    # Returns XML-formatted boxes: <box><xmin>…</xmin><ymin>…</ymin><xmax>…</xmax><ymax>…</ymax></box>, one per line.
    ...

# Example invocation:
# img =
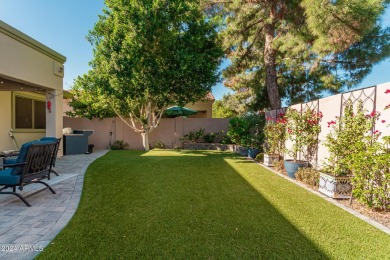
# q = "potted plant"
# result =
<box><xmin>320</xmin><ymin>100</ymin><xmax>377</xmax><ymax>198</ymax></box>
<box><xmin>227</xmin><ymin>114</ymin><xmax>265</xmax><ymax>157</ymax></box>
<box><xmin>263</xmin><ymin>112</ymin><xmax>287</xmax><ymax>166</ymax></box>
<box><xmin>284</xmin><ymin>107</ymin><xmax>322</xmax><ymax>178</ymax></box>
<box><xmin>247</xmin><ymin>114</ymin><xmax>266</xmax><ymax>159</ymax></box>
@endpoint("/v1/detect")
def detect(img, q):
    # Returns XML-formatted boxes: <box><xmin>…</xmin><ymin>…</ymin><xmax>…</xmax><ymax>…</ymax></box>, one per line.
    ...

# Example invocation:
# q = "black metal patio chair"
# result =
<box><xmin>0</xmin><ymin>142</ymin><xmax>57</xmax><ymax>207</ymax></box>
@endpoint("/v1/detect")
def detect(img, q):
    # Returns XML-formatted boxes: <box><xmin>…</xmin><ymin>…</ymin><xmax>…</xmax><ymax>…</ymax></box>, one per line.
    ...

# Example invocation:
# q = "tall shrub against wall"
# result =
<box><xmin>349</xmin><ymin>89</ymin><xmax>390</xmax><ymax>211</ymax></box>
<box><xmin>323</xmin><ymin>100</ymin><xmax>375</xmax><ymax>176</ymax></box>
<box><xmin>227</xmin><ymin>114</ymin><xmax>266</xmax><ymax>149</ymax></box>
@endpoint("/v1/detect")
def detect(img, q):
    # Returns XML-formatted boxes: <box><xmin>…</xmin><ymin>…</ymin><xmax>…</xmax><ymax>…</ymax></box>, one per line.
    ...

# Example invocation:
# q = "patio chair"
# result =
<box><xmin>40</xmin><ymin>137</ymin><xmax>61</xmax><ymax>176</ymax></box>
<box><xmin>2</xmin><ymin>140</ymin><xmax>37</xmax><ymax>168</ymax></box>
<box><xmin>0</xmin><ymin>141</ymin><xmax>57</xmax><ymax>207</ymax></box>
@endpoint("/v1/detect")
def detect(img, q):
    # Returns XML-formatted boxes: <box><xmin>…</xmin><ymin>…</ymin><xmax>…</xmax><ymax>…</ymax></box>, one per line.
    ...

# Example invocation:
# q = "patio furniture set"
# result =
<box><xmin>0</xmin><ymin>137</ymin><xmax>61</xmax><ymax>207</ymax></box>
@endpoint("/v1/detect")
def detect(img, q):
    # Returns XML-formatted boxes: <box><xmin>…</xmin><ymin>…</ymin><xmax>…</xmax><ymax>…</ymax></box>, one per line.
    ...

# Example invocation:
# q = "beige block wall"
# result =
<box><xmin>64</xmin><ymin>117</ymin><xmax>229</xmax><ymax>150</ymax></box>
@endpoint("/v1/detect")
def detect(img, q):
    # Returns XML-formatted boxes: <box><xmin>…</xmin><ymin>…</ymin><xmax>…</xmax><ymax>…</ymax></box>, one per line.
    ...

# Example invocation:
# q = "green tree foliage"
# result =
<box><xmin>212</xmin><ymin>93</ymin><xmax>242</xmax><ymax>118</ymax></box>
<box><xmin>68</xmin><ymin>0</ymin><xmax>223</xmax><ymax>150</ymax></box>
<box><xmin>203</xmin><ymin>0</ymin><xmax>389</xmax><ymax>110</ymax></box>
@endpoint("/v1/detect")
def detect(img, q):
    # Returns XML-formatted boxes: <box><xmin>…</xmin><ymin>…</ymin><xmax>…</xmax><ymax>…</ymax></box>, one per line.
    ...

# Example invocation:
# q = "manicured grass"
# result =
<box><xmin>38</xmin><ymin>150</ymin><xmax>390</xmax><ymax>259</ymax></box>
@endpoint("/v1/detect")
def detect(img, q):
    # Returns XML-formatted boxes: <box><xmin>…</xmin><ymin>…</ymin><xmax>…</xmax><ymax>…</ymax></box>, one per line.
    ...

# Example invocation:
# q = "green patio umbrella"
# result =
<box><xmin>164</xmin><ymin>106</ymin><xmax>198</xmax><ymax>117</ymax></box>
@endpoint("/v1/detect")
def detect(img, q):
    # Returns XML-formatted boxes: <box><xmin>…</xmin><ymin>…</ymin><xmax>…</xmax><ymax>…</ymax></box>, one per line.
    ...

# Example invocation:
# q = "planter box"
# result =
<box><xmin>236</xmin><ymin>146</ymin><xmax>248</xmax><ymax>156</ymax></box>
<box><xmin>263</xmin><ymin>154</ymin><xmax>279</xmax><ymax>167</ymax></box>
<box><xmin>318</xmin><ymin>172</ymin><xmax>352</xmax><ymax>199</ymax></box>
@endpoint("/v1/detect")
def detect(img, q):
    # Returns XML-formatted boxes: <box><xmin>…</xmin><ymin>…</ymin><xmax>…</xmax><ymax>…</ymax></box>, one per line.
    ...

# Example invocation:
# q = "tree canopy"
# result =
<box><xmin>203</xmin><ymin>0</ymin><xmax>390</xmax><ymax>110</ymax></box>
<box><xmin>68</xmin><ymin>0</ymin><xmax>223</xmax><ymax>150</ymax></box>
<box><xmin>212</xmin><ymin>93</ymin><xmax>244</xmax><ymax>118</ymax></box>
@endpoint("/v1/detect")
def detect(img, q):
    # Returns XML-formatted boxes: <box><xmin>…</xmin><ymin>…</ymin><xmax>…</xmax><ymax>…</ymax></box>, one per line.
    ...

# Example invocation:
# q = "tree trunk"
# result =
<box><xmin>264</xmin><ymin>23</ymin><xmax>281</xmax><ymax>110</ymax></box>
<box><xmin>141</xmin><ymin>132</ymin><xmax>150</xmax><ymax>151</ymax></box>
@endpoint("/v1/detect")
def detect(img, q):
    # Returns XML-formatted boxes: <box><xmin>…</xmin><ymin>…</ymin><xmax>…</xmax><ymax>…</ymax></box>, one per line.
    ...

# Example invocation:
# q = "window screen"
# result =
<box><xmin>15</xmin><ymin>96</ymin><xmax>46</xmax><ymax>130</ymax></box>
<box><xmin>34</xmin><ymin>100</ymin><xmax>46</xmax><ymax>129</ymax></box>
<box><xmin>15</xmin><ymin>97</ymin><xmax>33</xmax><ymax>129</ymax></box>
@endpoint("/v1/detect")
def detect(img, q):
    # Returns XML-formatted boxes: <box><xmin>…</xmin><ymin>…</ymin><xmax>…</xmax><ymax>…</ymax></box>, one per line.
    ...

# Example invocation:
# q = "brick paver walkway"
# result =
<box><xmin>0</xmin><ymin>150</ymin><xmax>108</xmax><ymax>259</ymax></box>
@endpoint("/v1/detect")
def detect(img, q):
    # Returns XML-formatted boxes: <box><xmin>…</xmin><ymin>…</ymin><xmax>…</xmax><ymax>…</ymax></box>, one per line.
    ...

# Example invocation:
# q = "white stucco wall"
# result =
<box><xmin>276</xmin><ymin>82</ymin><xmax>390</xmax><ymax>168</ymax></box>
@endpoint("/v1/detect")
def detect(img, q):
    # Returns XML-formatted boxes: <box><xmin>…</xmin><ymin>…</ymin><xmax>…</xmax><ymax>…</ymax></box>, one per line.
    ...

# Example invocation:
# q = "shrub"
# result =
<box><xmin>227</xmin><ymin>114</ymin><xmax>265</xmax><ymax>148</ymax></box>
<box><xmin>273</xmin><ymin>160</ymin><xmax>285</xmax><ymax>174</ymax></box>
<box><xmin>203</xmin><ymin>132</ymin><xmax>220</xmax><ymax>143</ymax></box>
<box><xmin>181</xmin><ymin>128</ymin><xmax>205</xmax><ymax>143</ymax></box>
<box><xmin>324</xmin><ymin>100</ymin><xmax>377</xmax><ymax>176</ymax></box>
<box><xmin>255</xmin><ymin>153</ymin><xmax>264</xmax><ymax>163</ymax></box>
<box><xmin>295</xmin><ymin>168</ymin><xmax>320</xmax><ymax>187</ymax></box>
<box><xmin>220</xmin><ymin>135</ymin><xmax>232</xmax><ymax>144</ymax></box>
<box><xmin>285</xmin><ymin>108</ymin><xmax>322</xmax><ymax>162</ymax></box>
<box><xmin>153</xmin><ymin>141</ymin><xmax>165</xmax><ymax>149</ymax></box>
<box><xmin>350</xmin><ymin>140</ymin><xmax>390</xmax><ymax>211</ymax></box>
<box><xmin>264</xmin><ymin>112</ymin><xmax>287</xmax><ymax>155</ymax></box>
<box><xmin>111</xmin><ymin>140</ymin><xmax>129</xmax><ymax>150</ymax></box>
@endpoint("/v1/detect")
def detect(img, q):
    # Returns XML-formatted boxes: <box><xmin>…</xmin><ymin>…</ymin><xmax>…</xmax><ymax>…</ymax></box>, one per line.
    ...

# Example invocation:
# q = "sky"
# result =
<box><xmin>0</xmin><ymin>1</ymin><xmax>389</xmax><ymax>100</ymax></box>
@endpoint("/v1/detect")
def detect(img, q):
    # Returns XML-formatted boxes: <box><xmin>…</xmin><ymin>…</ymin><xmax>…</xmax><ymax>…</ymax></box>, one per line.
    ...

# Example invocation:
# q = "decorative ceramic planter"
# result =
<box><xmin>247</xmin><ymin>148</ymin><xmax>259</xmax><ymax>159</ymax></box>
<box><xmin>236</xmin><ymin>146</ymin><xmax>248</xmax><ymax>156</ymax></box>
<box><xmin>263</xmin><ymin>154</ymin><xmax>279</xmax><ymax>167</ymax></box>
<box><xmin>283</xmin><ymin>160</ymin><xmax>308</xmax><ymax>178</ymax></box>
<box><xmin>318</xmin><ymin>172</ymin><xmax>352</xmax><ymax>199</ymax></box>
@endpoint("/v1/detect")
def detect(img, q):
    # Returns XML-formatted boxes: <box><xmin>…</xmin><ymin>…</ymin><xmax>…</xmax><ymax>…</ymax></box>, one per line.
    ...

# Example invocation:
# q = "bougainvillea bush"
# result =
<box><xmin>284</xmin><ymin>108</ymin><xmax>323</xmax><ymax>162</ymax></box>
<box><xmin>264</xmin><ymin>112</ymin><xmax>287</xmax><ymax>156</ymax></box>
<box><xmin>349</xmin><ymin>91</ymin><xmax>390</xmax><ymax>211</ymax></box>
<box><xmin>323</xmin><ymin>100</ymin><xmax>377</xmax><ymax>176</ymax></box>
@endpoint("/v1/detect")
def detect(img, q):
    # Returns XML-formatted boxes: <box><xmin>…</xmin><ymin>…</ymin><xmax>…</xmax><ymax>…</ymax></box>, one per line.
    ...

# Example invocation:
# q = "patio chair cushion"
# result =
<box><xmin>0</xmin><ymin>168</ymin><xmax>21</xmax><ymax>185</ymax></box>
<box><xmin>4</xmin><ymin>141</ymin><xmax>36</xmax><ymax>175</ymax></box>
<box><xmin>40</xmin><ymin>137</ymin><xmax>58</xmax><ymax>142</ymax></box>
<box><xmin>3</xmin><ymin>158</ymin><xmax>17</xmax><ymax>164</ymax></box>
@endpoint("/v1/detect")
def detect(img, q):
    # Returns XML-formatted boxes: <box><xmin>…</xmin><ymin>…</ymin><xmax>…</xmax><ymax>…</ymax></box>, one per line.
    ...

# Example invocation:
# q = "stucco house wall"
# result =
<box><xmin>0</xmin><ymin>20</ymin><xmax>66</xmax><ymax>153</ymax></box>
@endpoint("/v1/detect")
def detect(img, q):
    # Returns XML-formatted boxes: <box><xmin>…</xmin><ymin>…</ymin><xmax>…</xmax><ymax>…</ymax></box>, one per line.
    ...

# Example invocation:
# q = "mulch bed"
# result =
<box><xmin>337</xmin><ymin>198</ymin><xmax>390</xmax><ymax>229</ymax></box>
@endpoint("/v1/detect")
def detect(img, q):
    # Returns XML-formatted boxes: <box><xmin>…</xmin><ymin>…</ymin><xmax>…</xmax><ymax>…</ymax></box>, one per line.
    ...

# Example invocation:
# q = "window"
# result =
<box><xmin>14</xmin><ymin>94</ymin><xmax>46</xmax><ymax>130</ymax></box>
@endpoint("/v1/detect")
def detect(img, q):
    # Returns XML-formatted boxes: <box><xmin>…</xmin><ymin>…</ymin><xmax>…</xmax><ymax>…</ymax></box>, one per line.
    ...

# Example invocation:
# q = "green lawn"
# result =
<box><xmin>37</xmin><ymin>150</ymin><xmax>390</xmax><ymax>259</ymax></box>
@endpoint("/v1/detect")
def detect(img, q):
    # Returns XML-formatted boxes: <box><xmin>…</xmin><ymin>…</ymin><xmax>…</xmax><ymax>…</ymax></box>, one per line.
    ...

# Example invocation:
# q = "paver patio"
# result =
<box><xmin>0</xmin><ymin>150</ymin><xmax>108</xmax><ymax>259</ymax></box>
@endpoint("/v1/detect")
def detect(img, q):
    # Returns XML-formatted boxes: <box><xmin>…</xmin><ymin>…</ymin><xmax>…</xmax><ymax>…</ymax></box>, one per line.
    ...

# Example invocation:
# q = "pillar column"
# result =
<box><xmin>46</xmin><ymin>89</ymin><xmax>63</xmax><ymax>156</ymax></box>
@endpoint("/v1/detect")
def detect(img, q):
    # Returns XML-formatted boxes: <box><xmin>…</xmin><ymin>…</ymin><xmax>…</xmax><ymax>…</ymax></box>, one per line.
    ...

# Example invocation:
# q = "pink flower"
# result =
<box><xmin>327</xmin><ymin>120</ymin><xmax>336</xmax><ymax>128</ymax></box>
<box><xmin>385</xmin><ymin>89</ymin><xmax>390</xmax><ymax>94</ymax></box>
<box><xmin>382</xmin><ymin>120</ymin><xmax>386</xmax><ymax>123</ymax></box>
<box><xmin>373</xmin><ymin>130</ymin><xmax>381</xmax><ymax>135</ymax></box>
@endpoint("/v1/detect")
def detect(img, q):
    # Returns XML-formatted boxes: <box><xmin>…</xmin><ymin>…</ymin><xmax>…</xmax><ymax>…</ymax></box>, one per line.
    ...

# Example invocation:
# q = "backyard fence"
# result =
<box><xmin>64</xmin><ymin>117</ymin><xmax>230</xmax><ymax>150</ymax></box>
<box><xmin>266</xmin><ymin>82</ymin><xmax>390</xmax><ymax>168</ymax></box>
